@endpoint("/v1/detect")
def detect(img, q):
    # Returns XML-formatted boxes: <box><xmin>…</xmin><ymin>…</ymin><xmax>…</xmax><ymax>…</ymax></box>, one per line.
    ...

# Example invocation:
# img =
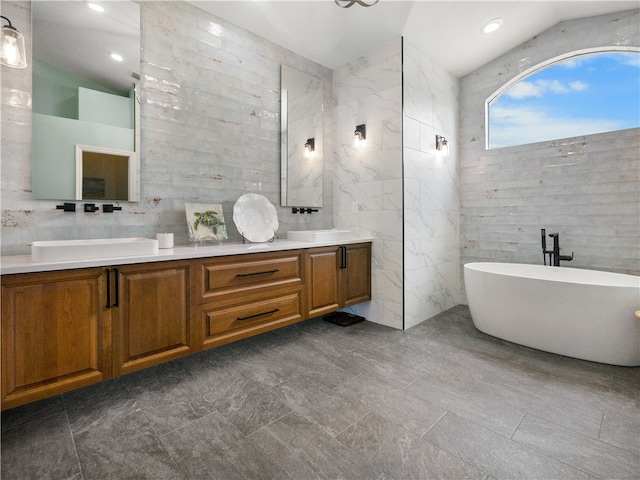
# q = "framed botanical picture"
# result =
<box><xmin>185</xmin><ymin>203</ymin><xmax>228</xmax><ymax>242</ymax></box>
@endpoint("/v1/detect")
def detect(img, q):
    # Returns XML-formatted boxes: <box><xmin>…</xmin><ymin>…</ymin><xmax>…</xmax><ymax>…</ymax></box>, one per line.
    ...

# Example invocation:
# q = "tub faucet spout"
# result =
<box><xmin>548</xmin><ymin>232</ymin><xmax>574</xmax><ymax>267</ymax></box>
<box><xmin>541</xmin><ymin>228</ymin><xmax>554</xmax><ymax>265</ymax></box>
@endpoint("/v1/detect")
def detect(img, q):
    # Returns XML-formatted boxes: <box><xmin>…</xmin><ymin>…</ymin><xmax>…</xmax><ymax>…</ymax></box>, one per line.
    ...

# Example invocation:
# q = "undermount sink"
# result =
<box><xmin>287</xmin><ymin>229</ymin><xmax>353</xmax><ymax>242</ymax></box>
<box><xmin>32</xmin><ymin>237</ymin><xmax>159</xmax><ymax>263</ymax></box>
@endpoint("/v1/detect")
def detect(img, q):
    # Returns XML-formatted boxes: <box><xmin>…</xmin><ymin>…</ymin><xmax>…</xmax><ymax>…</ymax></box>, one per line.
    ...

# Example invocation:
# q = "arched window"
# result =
<box><xmin>486</xmin><ymin>48</ymin><xmax>640</xmax><ymax>149</ymax></box>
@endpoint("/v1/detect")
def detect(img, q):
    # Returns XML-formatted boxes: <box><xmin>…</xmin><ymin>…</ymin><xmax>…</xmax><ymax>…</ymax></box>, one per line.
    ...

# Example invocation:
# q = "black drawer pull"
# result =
<box><xmin>105</xmin><ymin>268</ymin><xmax>111</xmax><ymax>309</ymax></box>
<box><xmin>340</xmin><ymin>245</ymin><xmax>347</xmax><ymax>269</ymax></box>
<box><xmin>237</xmin><ymin>308</ymin><xmax>280</xmax><ymax>321</ymax></box>
<box><xmin>236</xmin><ymin>269</ymin><xmax>279</xmax><ymax>278</ymax></box>
<box><xmin>112</xmin><ymin>268</ymin><xmax>119</xmax><ymax>307</ymax></box>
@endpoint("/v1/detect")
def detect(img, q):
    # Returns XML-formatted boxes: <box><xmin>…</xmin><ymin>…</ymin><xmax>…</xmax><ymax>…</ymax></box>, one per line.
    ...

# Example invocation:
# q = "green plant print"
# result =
<box><xmin>193</xmin><ymin>210</ymin><xmax>225</xmax><ymax>235</ymax></box>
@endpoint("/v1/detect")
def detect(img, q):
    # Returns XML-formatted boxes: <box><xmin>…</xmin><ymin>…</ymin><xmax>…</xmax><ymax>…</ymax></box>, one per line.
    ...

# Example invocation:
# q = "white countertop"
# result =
<box><xmin>0</xmin><ymin>237</ymin><xmax>373</xmax><ymax>275</ymax></box>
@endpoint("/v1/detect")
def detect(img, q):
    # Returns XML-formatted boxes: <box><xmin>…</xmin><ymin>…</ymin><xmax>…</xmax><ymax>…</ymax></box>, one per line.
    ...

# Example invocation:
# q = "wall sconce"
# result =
<box><xmin>1</xmin><ymin>15</ymin><xmax>27</xmax><ymax>69</ymax></box>
<box><xmin>354</xmin><ymin>124</ymin><xmax>366</xmax><ymax>146</ymax></box>
<box><xmin>435</xmin><ymin>135</ymin><xmax>448</xmax><ymax>152</ymax></box>
<box><xmin>304</xmin><ymin>138</ymin><xmax>315</xmax><ymax>158</ymax></box>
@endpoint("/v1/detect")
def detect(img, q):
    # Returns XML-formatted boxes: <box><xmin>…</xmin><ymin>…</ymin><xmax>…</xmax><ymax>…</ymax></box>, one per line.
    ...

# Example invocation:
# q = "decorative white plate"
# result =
<box><xmin>233</xmin><ymin>193</ymin><xmax>279</xmax><ymax>242</ymax></box>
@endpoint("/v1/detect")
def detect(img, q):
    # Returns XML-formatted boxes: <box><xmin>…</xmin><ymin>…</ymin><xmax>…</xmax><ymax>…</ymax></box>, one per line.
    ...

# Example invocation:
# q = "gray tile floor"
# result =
<box><xmin>2</xmin><ymin>305</ymin><xmax>639</xmax><ymax>479</ymax></box>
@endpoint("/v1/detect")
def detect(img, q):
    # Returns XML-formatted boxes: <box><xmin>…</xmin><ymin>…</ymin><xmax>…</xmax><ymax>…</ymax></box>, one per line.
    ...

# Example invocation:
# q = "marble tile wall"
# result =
<box><xmin>0</xmin><ymin>1</ymin><xmax>333</xmax><ymax>255</ymax></box>
<box><xmin>459</xmin><ymin>9</ymin><xmax>640</xmax><ymax>300</ymax></box>
<box><xmin>402</xmin><ymin>38</ymin><xmax>460</xmax><ymax>329</ymax></box>
<box><xmin>332</xmin><ymin>39</ymin><xmax>404</xmax><ymax>329</ymax></box>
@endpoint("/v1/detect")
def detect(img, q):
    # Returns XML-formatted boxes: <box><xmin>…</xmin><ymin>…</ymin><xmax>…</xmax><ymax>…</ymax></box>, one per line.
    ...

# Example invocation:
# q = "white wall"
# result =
<box><xmin>331</xmin><ymin>36</ymin><xmax>462</xmax><ymax>330</ymax></box>
<box><xmin>9</xmin><ymin>2</ymin><xmax>632</xmax><ymax>331</ymax></box>
<box><xmin>402</xmin><ymin>38</ymin><xmax>461</xmax><ymax>329</ymax></box>
<box><xmin>0</xmin><ymin>1</ymin><xmax>334</xmax><ymax>255</ymax></box>
<box><xmin>332</xmin><ymin>39</ymin><xmax>404</xmax><ymax>329</ymax></box>
<box><xmin>460</xmin><ymin>9</ymin><xmax>640</xmax><ymax>300</ymax></box>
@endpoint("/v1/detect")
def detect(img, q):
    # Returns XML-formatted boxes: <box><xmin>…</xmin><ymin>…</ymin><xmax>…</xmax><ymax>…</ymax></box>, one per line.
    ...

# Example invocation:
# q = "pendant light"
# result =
<box><xmin>1</xmin><ymin>15</ymin><xmax>27</xmax><ymax>68</ymax></box>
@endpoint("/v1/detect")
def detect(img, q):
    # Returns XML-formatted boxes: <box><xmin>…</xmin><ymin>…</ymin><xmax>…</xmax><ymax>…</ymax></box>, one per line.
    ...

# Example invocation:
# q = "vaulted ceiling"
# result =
<box><xmin>191</xmin><ymin>1</ymin><xmax>638</xmax><ymax>77</ymax></box>
<box><xmin>34</xmin><ymin>1</ymin><xmax>638</xmax><ymax>92</ymax></box>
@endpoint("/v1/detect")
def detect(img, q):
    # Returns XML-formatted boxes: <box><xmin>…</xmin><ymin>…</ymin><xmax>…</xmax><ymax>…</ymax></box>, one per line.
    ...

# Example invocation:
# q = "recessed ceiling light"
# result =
<box><xmin>110</xmin><ymin>52</ymin><xmax>124</xmax><ymax>62</ymax></box>
<box><xmin>482</xmin><ymin>18</ymin><xmax>503</xmax><ymax>34</ymax></box>
<box><xmin>86</xmin><ymin>2</ymin><xmax>105</xmax><ymax>13</ymax></box>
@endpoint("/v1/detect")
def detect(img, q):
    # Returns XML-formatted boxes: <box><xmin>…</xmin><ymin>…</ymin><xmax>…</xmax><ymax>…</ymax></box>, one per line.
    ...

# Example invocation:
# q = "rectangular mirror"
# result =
<box><xmin>280</xmin><ymin>65</ymin><xmax>323</xmax><ymax>208</ymax></box>
<box><xmin>31</xmin><ymin>1</ymin><xmax>140</xmax><ymax>202</ymax></box>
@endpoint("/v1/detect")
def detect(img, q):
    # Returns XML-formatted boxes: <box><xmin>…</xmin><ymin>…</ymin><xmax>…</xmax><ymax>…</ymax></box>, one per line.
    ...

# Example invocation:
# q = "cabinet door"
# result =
<box><xmin>1</xmin><ymin>268</ymin><xmax>109</xmax><ymax>410</ymax></box>
<box><xmin>112</xmin><ymin>261</ymin><xmax>192</xmax><ymax>376</ymax></box>
<box><xmin>306</xmin><ymin>246</ymin><xmax>341</xmax><ymax>317</ymax></box>
<box><xmin>342</xmin><ymin>243</ymin><xmax>372</xmax><ymax>307</ymax></box>
<box><xmin>306</xmin><ymin>243</ymin><xmax>372</xmax><ymax>319</ymax></box>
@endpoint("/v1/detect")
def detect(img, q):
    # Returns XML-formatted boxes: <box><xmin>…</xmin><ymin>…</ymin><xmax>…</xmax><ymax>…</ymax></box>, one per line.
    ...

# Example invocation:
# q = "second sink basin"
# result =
<box><xmin>32</xmin><ymin>237</ymin><xmax>159</xmax><ymax>263</ymax></box>
<box><xmin>287</xmin><ymin>229</ymin><xmax>353</xmax><ymax>242</ymax></box>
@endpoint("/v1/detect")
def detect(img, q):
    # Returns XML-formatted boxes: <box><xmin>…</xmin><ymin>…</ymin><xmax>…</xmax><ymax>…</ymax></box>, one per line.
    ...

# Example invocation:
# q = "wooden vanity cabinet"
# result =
<box><xmin>1</xmin><ymin>242</ymin><xmax>371</xmax><ymax>410</ymax></box>
<box><xmin>341</xmin><ymin>242</ymin><xmax>372</xmax><ymax>307</ymax></box>
<box><xmin>111</xmin><ymin>260</ymin><xmax>193</xmax><ymax>376</ymax></box>
<box><xmin>196</xmin><ymin>250</ymin><xmax>305</xmax><ymax>349</ymax></box>
<box><xmin>306</xmin><ymin>242</ymin><xmax>371</xmax><ymax>318</ymax></box>
<box><xmin>1</xmin><ymin>268</ymin><xmax>110</xmax><ymax>410</ymax></box>
<box><xmin>305</xmin><ymin>246</ymin><xmax>341</xmax><ymax>317</ymax></box>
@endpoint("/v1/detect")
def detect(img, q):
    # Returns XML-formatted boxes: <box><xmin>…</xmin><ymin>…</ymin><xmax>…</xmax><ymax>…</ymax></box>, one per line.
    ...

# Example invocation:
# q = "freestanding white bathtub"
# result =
<box><xmin>464</xmin><ymin>262</ymin><xmax>640</xmax><ymax>367</ymax></box>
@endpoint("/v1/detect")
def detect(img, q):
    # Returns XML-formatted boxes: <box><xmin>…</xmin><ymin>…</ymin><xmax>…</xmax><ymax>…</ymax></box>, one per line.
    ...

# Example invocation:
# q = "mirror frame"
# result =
<box><xmin>280</xmin><ymin>88</ymin><xmax>289</xmax><ymax>206</ymax></box>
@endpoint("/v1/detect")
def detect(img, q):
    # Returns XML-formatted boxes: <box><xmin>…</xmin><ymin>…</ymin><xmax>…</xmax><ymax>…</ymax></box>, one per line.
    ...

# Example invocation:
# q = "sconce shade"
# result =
<box><xmin>435</xmin><ymin>134</ymin><xmax>448</xmax><ymax>151</ymax></box>
<box><xmin>0</xmin><ymin>16</ymin><xmax>27</xmax><ymax>69</ymax></box>
<box><xmin>354</xmin><ymin>124</ymin><xmax>366</xmax><ymax>145</ymax></box>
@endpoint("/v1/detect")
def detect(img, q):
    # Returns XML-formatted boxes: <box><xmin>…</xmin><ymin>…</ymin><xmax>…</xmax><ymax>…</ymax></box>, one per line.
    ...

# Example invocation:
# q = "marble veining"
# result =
<box><xmin>332</xmin><ymin>38</ymin><xmax>404</xmax><ymax>329</ymax></box>
<box><xmin>402</xmin><ymin>37</ymin><xmax>461</xmax><ymax>329</ymax></box>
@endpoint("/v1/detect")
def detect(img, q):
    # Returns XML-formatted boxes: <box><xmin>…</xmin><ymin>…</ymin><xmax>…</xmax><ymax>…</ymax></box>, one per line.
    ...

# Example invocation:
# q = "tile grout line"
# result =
<box><xmin>512</xmin><ymin>412</ymin><xmax>623</xmax><ymax>478</ymax></box>
<box><xmin>509</xmin><ymin>412</ymin><xmax>527</xmax><ymax>440</ymax></box>
<box><xmin>62</xmin><ymin>396</ymin><xmax>85</xmax><ymax>480</ymax></box>
<box><xmin>418</xmin><ymin>411</ymin><xmax>493</xmax><ymax>479</ymax></box>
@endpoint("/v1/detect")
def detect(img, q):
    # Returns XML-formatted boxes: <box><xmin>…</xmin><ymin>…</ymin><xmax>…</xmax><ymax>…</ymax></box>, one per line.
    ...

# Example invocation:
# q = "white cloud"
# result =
<box><xmin>614</xmin><ymin>52</ymin><xmax>640</xmax><ymax>68</ymax></box>
<box><xmin>569</xmin><ymin>80</ymin><xmax>588</xmax><ymax>92</ymax></box>
<box><xmin>540</xmin><ymin>79</ymin><xmax>569</xmax><ymax>94</ymax></box>
<box><xmin>559</xmin><ymin>57</ymin><xmax>591</xmax><ymax>69</ymax></box>
<box><xmin>489</xmin><ymin>105</ymin><xmax>621</xmax><ymax>149</ymax></box>
<box><xmin>506</xmin><ymin>81</ymin><xmax>544</xmax><ymax>99</ymax></box>
<box><xmin>504</xmin><ymin>78</ymin><xmax>589</xmax><ymax>99</ymax></box>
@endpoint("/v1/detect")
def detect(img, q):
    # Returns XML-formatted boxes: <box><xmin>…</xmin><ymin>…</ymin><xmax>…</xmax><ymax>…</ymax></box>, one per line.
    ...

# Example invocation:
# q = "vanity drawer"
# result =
<box><xmin>198</xmin><ymin>251</ymin><xmax>303</xmax><ymax>304</ymax></box>
<box><xmin>201</xmin><ymin>292</ymin><xmax>303</xmax><ymax>348</ymax></box>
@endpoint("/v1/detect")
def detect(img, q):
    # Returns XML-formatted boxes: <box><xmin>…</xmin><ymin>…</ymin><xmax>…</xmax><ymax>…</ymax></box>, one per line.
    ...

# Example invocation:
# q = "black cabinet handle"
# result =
<box><xmin>105</xmin><ymin>268</ymin><xmax>111</xmax><ymax>309</ymax></box>
<box><xmin>237</xmin><ymin>308</ymin><xmax>279</xmax><ymax>321</ymax></box>
<box><xmin>236</xmin><ymin>269</ymin><xmax>279</xmax><ymax>278</ymax></box>
<box><xmin>112</xmin><ymin>268</ymin><xmax>119</xmax><ymax>307</ymax></box>
<box><xmin>339</xmin><ymin>246</ymin><xmax>347</xmax><ymax>269</ymax></box>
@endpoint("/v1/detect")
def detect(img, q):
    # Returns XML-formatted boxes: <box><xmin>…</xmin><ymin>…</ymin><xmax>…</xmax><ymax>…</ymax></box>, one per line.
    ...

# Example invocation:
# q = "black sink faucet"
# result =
<box><xmin>542</xmin><ymin>230</ymin><xmax>574</xmax><ymax>266</ymax></box>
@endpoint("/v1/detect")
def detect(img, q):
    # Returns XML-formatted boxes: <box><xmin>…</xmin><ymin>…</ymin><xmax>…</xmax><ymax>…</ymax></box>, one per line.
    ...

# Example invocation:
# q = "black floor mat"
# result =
<box><xmin>323</xmin><ymin>311</ymin><xmax>365</xmax><ymax>326</ymax></box>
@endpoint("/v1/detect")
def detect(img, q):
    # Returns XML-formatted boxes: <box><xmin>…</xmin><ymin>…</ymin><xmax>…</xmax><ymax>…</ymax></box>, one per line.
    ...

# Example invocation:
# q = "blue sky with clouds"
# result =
<box><xmin>488</xmin><ymin>52</ymin><xmax>640</xmax><ymax>149</ymax></box>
